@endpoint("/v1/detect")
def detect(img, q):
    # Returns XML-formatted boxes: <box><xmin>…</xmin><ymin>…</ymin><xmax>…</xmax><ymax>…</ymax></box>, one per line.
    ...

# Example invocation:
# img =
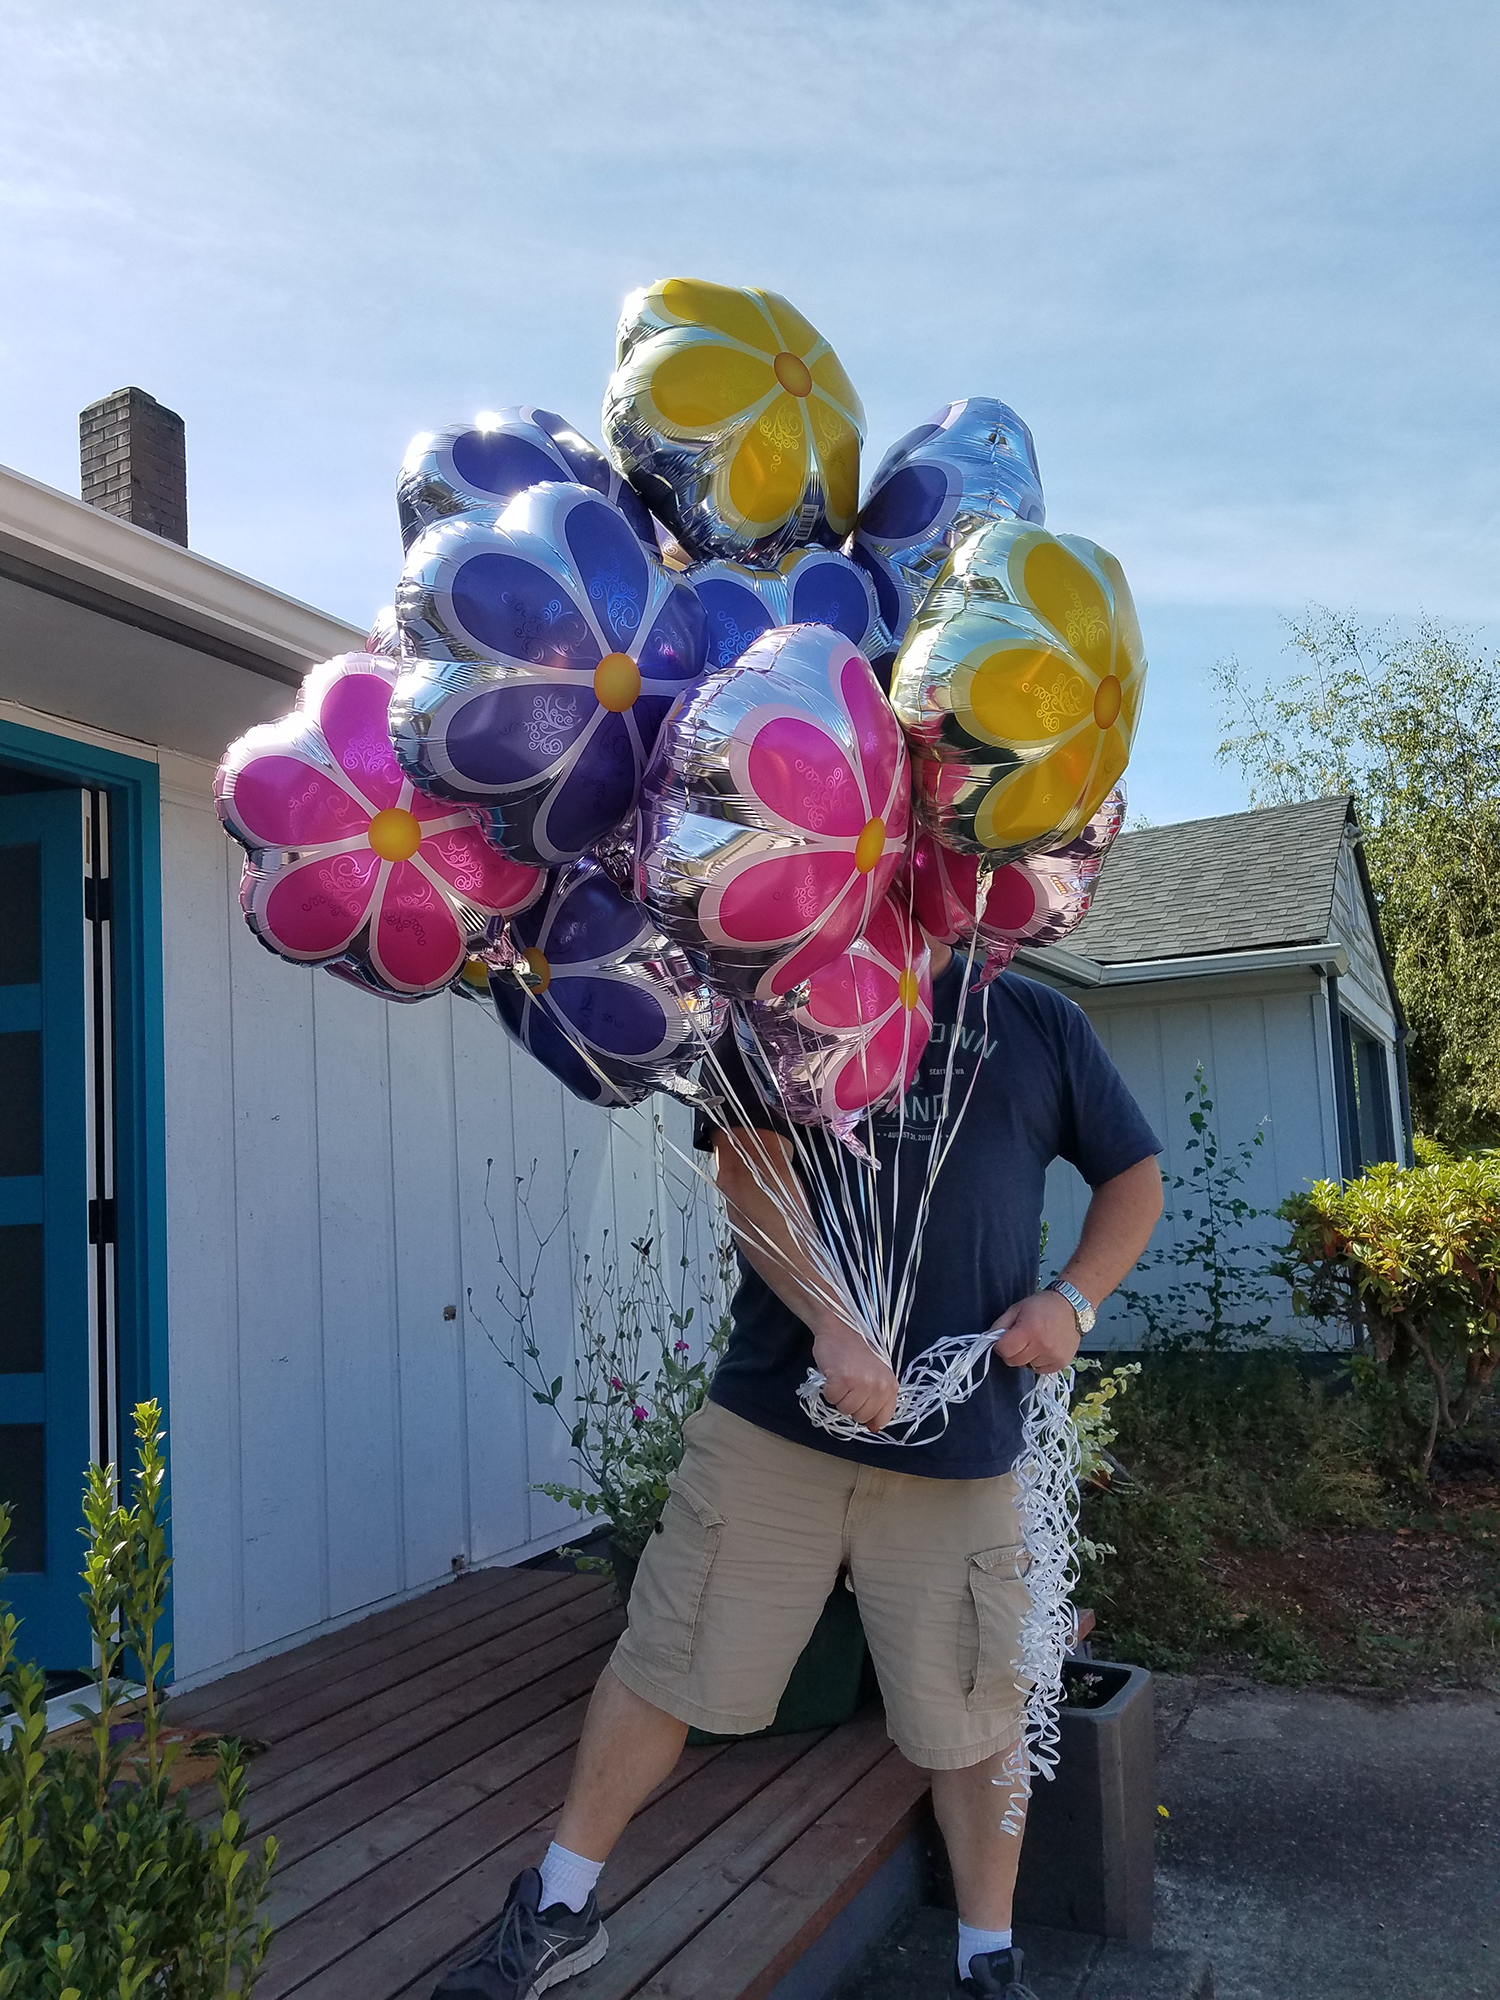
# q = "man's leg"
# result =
<box><xmin>553</xmin><ymin>1666</ymin><xmax>689</xmax><ymax>1860</ymax></box>
<box><xmin>930</xmin><ymin>1741</ymin><xmax>1025</xmax><ymax>1929</ymax></box>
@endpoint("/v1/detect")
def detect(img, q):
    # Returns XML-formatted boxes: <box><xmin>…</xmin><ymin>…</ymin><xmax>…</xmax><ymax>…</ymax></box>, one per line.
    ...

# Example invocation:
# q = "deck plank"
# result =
<box><xmin>167</xmin><ymin>1566</ymin><xmax>545</xmax><ymax>1728</ymax></box>
<box><xmin>247</xmin><ymin>1599</ymin><xmax>622</xmax><ymax>1836</ymax></box>
<box><xmin>562</xmin><ymin>1707</ymin><xmax>894</xmax><ymax>2000</ymax></box>
<box><xmin>264</xmin><ymin>1731</ymin><xmax>765</xmax><ymax>1999</ymax></box>
<box><xmin>198</xmin><ymin>1573</ymin><xmax>608</xmax><ymax>1750</ymax></box>
<box><xmin>632</xmin><ymin>1749</ymin><xmax>931</xmax><ymax>1999</ymax></box>
<box><xmin>267</xmin><ymin>1637</ymin><xmax>617</xmax><ymax>1884</ymax></box>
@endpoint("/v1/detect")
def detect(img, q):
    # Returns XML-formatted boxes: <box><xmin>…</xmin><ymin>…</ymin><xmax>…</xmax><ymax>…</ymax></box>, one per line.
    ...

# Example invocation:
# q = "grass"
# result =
<box><xmin>1079</xmin><ymin>1351</ymin><xmax>1500</xmax><ymax>1689</ymax></box>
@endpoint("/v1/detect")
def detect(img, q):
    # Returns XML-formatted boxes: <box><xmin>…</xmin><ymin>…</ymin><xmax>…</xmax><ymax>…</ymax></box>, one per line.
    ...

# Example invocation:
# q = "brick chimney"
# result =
<box><xmin>79</xmin><ymin>387</ymin><xmax>188</xmax><ymax>546</ymax></box>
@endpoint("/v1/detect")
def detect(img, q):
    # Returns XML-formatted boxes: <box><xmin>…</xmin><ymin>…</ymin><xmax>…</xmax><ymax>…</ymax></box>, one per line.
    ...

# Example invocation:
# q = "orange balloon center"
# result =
<box><xmin>521</xmin><ymin>946</ymin><xmax>552</xmax><ymax>994</ymax></box>
<box><xmin>853</xmin><ymin>816</ymin><xmax>887</xmax><ymax>874</ymax></box>
<box><xmin>1093</xmin><ymin>675</ymin><xmax>1123</xmax><ymax>729</ymax></box>
<box><xmin>773</xmin><ymin>351</ymin><xmax>813</xmax><ymax>397</ymax></box>
<box><xmin>459</xmin><ymin>955</ymin><xmax>490</xmax><ymax>989</ymax></box>
<box><xmin>897</xmin><ymin>969</ymin><xmax>921</xmax><ymax>1011</ymax></box>
<box><xmin>367</xmin><ymin>806</ymin><xmax>422</xmax><ymax>862</ymax></box>
<box><xmin>594</xmin><ymin>652</ymin><xmax>642</xmax><ymax>712</ymax></box>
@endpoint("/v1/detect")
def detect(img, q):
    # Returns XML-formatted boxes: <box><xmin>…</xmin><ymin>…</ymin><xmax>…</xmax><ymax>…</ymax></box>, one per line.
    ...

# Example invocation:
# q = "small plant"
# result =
<box><xmin>0</xmin><ymin>1402</ymin><xmax>276</xmax><ymax>1997</ymax></box>
<box><xmin>477</xmin><ymin>1139</ymin><xmax>735</xmax><ymax>1565</ymax></box>
<box><xmin>1278</xmin><ymin>1151</ymin><xmax>1500</xmax><ymax>1476</ymax></box>
<box><xmin>1115</xmin><ymin>1067</ymin><xmax>1278</xmax><ymax>1350</ymax></box>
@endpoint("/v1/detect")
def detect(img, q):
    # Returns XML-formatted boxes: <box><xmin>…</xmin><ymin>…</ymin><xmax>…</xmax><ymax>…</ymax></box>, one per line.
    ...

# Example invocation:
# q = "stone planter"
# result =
<box><xmin>1013</xmin><ymin>1659</ymin><xmax>1156</xmax><ymax>1945</ymax></box>
<box><xmin>611</xmin><ymin>1540</ymin><xmax>875</xmax><ymax>1741</ymax></box>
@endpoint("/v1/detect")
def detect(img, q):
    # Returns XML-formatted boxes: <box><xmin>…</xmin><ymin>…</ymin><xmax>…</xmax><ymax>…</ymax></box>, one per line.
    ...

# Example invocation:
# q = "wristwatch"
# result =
<box><xmin>1046</xmin><ymin>1277</ymin><xmax>1096</xmax><ymax>1336</ymax></box>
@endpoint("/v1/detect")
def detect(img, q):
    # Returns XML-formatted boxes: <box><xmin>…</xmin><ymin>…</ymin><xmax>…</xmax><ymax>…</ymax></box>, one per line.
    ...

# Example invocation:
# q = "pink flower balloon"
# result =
<box><xmin>910</xmin><ymin>786</ymin><xmax>1124</xmax><ymax>983</ymax></box>
<box><xmin>216</xmin><ymin>652</ymin><xmax>544</xmax><ymax>997</ymax></box>
<box><xmin>636</xmin><ymin>624</ymin><xmax>910</xmax><ymax>1001</ymax></box>
<box><xmin>742</xmin><ymin>891</ymin><xmax>933</xmax><ymax>1148</ymax></box>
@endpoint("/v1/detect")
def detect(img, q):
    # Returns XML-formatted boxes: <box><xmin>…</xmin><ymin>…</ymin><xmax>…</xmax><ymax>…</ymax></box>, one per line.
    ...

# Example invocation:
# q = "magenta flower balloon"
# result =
<box><xmin>216</xmin><ymin>652</ymin><xmax>544</xmax><ymax>997</ymax></box>
<box><xmin>909</xmin><ymin>786</ymin><xmax>1125</xmax><ymax>981</ymax></box>
<box><xmin>636</xmin><ymin>624</ymin><xmax>910</xmax><ymax>1001</ymax></box>
<box><xmin>741</xmin><ymin>890</ymin><xmax>933</xmax><ymax>1147</ymax></box>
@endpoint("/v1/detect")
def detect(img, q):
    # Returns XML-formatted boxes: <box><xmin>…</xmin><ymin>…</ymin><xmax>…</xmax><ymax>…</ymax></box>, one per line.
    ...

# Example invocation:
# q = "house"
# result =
<box><xmin>0</xmin><ymin>393</ymin><xmax>687</xmax><ymax>1685</ymax></box>
<box><xmin>1027</xmin><ymin>795</ymin><xmax>1410</xmax><ymax>1345</ymax></box>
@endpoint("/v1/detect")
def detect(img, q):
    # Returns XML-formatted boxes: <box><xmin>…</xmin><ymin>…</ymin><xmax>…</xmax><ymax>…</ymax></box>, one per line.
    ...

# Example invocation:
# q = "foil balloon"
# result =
<box><xmin>689</xmin><ymin>547</ymin><xmax>888</xmax><ymax>671</ymax></box>
<box><xmin>487</xmin><ymin>858</ymin><xmax>727</xmax><ymax>1107</ymax></box>
<box><xmin>389</xmin><ymin>481</ymin><xmax>709</xmax><ymax>869</ymax></box>
<box><xmin>602</xmin><ymin>277</ymin><xmax>866</xmax><ymax>566</ymax></box>
<box><xmin>740</xmin><ymin>891</ymin><xmax>933</xmax><ymax>1149</ymax></box>
<box><xmin>890</xmin><ymin>519</ymin><xmax>1145</xmax><ymax>860</ymax></box>
<box><xmin>635</xmin><ymin>623</ymin><xmax>909</xmax><ymax>1002</ymax></box>
<box><xmin>365</xmin><ymin>604</ymin><xmax>403</xmax><ymax>658</ymax></box>
<box><xmin>910</xmin><ymin>788</ymin><xmax>1125</xmax><ymax>982</ymax></box>
<box><xmin>397</xmin><ymin>406</ymin><xmax>656</xmax><ymax>552</ymax></box>
<box><xmin>215</xmin><ymin>653</ymin><xmax>545</xmax><ymax>997</ymax></box>
<box><xmin>850</xmin><ymin>399</ymin><xmax>1044</xmax><ymax>653</ymax></box>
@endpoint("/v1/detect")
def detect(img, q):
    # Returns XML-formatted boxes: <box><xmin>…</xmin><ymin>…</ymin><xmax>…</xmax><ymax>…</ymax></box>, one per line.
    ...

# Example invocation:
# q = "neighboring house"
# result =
<box><xmin>1027</xmin><ymin>795</ymin><xmax>1410</xmax><ymax>1346</ymax></box>
<box><xmin>0</xmin><ymin>395</ymin><xmax>680</xmax><ymax>1685</ymax></box>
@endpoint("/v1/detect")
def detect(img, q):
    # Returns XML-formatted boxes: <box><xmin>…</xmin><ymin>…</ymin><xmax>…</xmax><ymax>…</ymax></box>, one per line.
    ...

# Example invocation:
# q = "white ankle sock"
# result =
<box><xmin>957</xmin><ymin>1922</ymin><xmax>1013</xmax><ymax>1980</ymax></box>
<box><xmin>537</xmin><ymin>1842</ymin><xmax>604</xmax><ymax>1913</ymax></box>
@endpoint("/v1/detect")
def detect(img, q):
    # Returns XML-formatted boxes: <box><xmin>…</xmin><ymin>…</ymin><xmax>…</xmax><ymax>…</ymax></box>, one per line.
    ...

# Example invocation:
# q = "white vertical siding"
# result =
<box><xmin>1039</xmin><ymin>976</ymin><xmax>1341</xmax><ymax>1349</ymax></box>
<box><xmin>160</xmin><ymin>757</ymin><xmax>715</xmax><ymax>1686</ymax></box>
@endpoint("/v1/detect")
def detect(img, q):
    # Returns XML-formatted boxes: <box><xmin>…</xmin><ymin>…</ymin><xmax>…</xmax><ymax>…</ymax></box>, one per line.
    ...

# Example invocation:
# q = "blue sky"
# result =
<box><xmin>3</xmin><ymin>0</ymin><xmax>1496</xmax><ymax>823</ymax></box>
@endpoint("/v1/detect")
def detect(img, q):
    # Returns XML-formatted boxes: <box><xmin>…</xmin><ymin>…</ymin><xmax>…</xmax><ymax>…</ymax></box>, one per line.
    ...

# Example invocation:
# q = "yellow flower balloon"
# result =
<box><xmin>889</xmin><ymin>519</ymin><xmax>1146</xmax><ymax>859</ymax></box>
<box><xmin>602</xmin><ymin>277</ymin><xmax>866</xmax><ymax>565</ymax></box>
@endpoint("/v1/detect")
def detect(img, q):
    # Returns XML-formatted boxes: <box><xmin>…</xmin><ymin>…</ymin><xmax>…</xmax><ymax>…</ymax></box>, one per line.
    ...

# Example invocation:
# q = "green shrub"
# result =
<box><xmin>1079</xmin><ymin>1353</ymin><xmax>1383</xmax><ymax>1674</ymax></box>
<box><xmin>0</xmin><ymin>1404</ymin><xmax>275</xmax><ymax>1997</ymax></box>
<box><xmin>1278</xmin><ymin>1151</ymin><xmax>1500</xmax><ymax>1475</ymax></box>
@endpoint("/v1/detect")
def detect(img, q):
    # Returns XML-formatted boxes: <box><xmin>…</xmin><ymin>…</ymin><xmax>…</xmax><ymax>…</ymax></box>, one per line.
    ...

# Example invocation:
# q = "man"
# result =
<box><xmin>435</xmin><ymin>940</ymin><xmax>1163</xmax><ymax>2000</ymax></box>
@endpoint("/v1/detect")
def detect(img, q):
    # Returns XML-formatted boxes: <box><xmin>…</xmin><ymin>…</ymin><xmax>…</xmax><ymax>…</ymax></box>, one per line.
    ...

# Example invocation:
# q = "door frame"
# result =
<box><xmin>0</xmin><ymin>717</ymin><xmax>169</xmax><ymax>1657</ymax></box>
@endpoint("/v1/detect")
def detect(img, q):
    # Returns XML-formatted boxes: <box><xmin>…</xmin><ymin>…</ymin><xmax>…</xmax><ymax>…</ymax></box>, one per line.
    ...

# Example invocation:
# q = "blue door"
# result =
<box><xmin>0</xmin><ymin>790</ymin><xmax>92</xmax><ymax>1667</ymax></box>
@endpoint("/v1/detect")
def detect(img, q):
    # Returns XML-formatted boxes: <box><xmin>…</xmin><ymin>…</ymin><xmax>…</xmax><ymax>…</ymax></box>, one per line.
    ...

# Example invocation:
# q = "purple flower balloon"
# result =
<box><xmin>688</xmin><ymin>547</ymin><xmax>889</xmax><ymax>672</ymax></box>
<box><xmin>390</xmin><ymin>483</ymin><xmax>709</xmax><ymax>869</ymax></box>
<box><xmin>851</xmin><ymin>398</ymin><xmax>1045</xmax><ymax>655</ymax></box>
<box><xmin>487</xmin><ymin>858</ymin><xmax>726</xmax><ymax>1107</ymax></box>
<box><xmin>397</xmin><ymin>406</ymin><xmax>657</xmax><ymax>551</ymax></box>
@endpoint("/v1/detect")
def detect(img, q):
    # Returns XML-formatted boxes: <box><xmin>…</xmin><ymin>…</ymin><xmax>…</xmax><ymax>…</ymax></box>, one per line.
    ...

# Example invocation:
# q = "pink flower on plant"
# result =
<box><xmin>694</xmin><ymin>626</ymin><xmax>910</xmax><ymax>1000</ymax></box>
<box><xmin>632</xmin><ymin>1403</ymin><xmax>649</xmax><ymax>1423</ymax></box>
<box><xmin>611</xmin><ymin>1376</ymin><xmax>624</xmax><ymax>1391</ymax></box>
<box><xmin>216</xmin><ymin>653</ymin><xmax>543</xmax><ymax>996</ymax></box>
<box><xmin>674</xmin><ymin>1340</ymin><xmax>691</xmax><ymax>1355</ymax></box>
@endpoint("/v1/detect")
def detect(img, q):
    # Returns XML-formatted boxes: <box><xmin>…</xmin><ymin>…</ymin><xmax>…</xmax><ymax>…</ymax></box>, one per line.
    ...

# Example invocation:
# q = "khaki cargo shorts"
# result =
<box><xmin>609</xmin><ymin>1400</ymin><xmax>1032</xmax><ymax>1771</ymax></box>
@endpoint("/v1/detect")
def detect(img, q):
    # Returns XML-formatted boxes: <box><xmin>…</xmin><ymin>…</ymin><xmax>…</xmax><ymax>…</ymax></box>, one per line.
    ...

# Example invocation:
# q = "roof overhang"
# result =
<box><xmin>1016</xmin><ymin>939</ymin><xmax>1351</xmax><ymax>989</ymax></box>
<box><xmin>0</xmin><ymin>462</ymin><xmax>362</xmax><ymax>685</ymax></box>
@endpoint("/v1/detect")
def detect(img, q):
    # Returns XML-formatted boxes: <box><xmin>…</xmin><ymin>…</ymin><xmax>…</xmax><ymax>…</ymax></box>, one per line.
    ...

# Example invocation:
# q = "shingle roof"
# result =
<box><xmin>1066</xmin><ymin>794</ymin><xmax>1355</xmax><ymax>964</ymax></box>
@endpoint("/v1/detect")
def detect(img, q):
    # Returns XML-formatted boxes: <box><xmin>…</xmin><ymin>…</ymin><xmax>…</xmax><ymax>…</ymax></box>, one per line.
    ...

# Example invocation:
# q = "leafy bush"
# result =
<box><xmin>0</xmin><ymin>1403</ymin><xmax>275</xmax><ymax>1997</ymax></box>
<box><xmin>1079</xmin><ymin>1353</ymin><xmax>1383</xmax><ymax>1676</ymax></box>
<box><xmin>1278</xmin><ymin>1151</ymin><xmax>1500</xmax><ymax>1475</ymax></box>
<box><xmin>478</xmin><ymin>1149</ymin><xmax>735</xmax><ymax>1562</ymax></box>
<box><xmin>1115</xmin><ymin>1069</ymin><xmax>1277</xmax><ymax>1349</ymax></box>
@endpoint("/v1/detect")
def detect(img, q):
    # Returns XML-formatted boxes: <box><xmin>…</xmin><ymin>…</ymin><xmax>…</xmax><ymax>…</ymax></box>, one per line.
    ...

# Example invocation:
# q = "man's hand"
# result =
<box><xmin>991</xmin><ymin>1289</ymin><xmax>1081</xmax><ymax>1374</ymax></box>
<box><xmin>812</xmin><ymin>1323</ymin><xmax>900</xmax><ymax>1431</ymax></box>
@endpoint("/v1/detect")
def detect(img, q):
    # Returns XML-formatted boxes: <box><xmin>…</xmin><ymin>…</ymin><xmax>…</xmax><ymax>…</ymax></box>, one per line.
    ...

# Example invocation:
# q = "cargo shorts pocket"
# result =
<box><xmin>959</xmin><ymin>1543</ymin><xmax>1033</xmax><ymax>1713</ymax></box>
<box><xmin>628</xmin><ymin>1477</ymin><xmax>724</xmax><ymax>1675</ymax></box>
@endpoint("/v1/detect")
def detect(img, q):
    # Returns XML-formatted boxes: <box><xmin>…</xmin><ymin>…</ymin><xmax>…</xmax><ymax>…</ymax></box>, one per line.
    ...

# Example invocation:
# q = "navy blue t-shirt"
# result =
<box><xmin>696</xmin><ymin>963</ymin><xmax>1162</xmax><ymax>1479</ymax></box>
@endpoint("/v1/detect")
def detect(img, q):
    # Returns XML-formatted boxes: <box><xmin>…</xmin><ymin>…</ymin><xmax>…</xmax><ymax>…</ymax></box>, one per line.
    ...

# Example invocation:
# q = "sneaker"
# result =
<box><xmin>431</xmin><ymin>1868</ymin><xmax>608</xmax><ymax>1999</ymax></box>
<box><xmin>954</xmin><ymin>1944</ymin><xmax>1042</xmax><ymax>1999</ymax></box>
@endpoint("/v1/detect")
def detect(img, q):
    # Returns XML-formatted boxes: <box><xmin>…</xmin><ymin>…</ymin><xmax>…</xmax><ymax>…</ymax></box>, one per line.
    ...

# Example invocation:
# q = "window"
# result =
<box><xmin>1342</xmin><ymin>1016</ymin><xmax>1397</xmax><ymax>1171</ymax></box>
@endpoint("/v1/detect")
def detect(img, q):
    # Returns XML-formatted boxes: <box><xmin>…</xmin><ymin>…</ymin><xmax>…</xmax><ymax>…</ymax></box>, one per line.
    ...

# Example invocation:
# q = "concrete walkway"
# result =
<box><xmin>837</xmin><ymin>1675</ymin><xmax>1499</xmax><ymax>1998</ymax></box>
<box><xmin>1152</xmin><ymin>1674</ymin><xmax>1499</xmax><ymax>1999</ymax></box>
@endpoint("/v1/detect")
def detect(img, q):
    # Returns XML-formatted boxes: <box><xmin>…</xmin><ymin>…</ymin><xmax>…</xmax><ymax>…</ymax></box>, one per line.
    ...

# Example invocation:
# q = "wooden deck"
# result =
<box><xmin>168</xmin><ymin>1563</ymin><xmax>930</xmax><ymax>2000</ymax></box>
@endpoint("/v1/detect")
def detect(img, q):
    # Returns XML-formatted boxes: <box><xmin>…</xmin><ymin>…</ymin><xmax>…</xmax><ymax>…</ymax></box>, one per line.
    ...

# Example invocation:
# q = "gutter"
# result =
<box><xmin>0</xmin><ymin>462</ymin><xmax>363</xmax><ymax>686</ymax></box>
<box><xmin>1015</xmin><ymin>941</ymin><xmax>1351</xmax><ymax>989</ymax></box>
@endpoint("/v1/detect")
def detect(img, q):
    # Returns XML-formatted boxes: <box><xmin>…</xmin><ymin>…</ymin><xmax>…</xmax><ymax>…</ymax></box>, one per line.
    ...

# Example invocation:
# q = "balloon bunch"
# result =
<box><xmin>214</xmin><ymin>279</ymin><xmax>1148</xmax><ymax>1811</ymax></box>
<box><xmin>214</xmin><ymin>272</ymin><xmax>1146</xmax><ymax>1362</ymax></box>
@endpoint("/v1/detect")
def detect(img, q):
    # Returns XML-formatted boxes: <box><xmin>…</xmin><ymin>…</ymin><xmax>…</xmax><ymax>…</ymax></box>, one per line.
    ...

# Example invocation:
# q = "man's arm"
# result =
<box><xmin>991</xmin><ymin>1154</ymin><xmax>1164</xmax><ymax>1373</ymax></box>
<box><xmin>712</xmin><ymin>1127</ymin><xmax>901</xmax><ymax>1431</ymax></box>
